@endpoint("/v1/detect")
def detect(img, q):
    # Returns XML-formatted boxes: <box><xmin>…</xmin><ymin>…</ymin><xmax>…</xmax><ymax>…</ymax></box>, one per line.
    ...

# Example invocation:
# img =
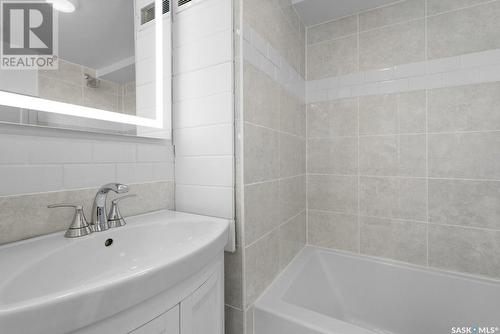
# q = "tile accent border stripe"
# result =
<box><xmin>242</xmin><ymin>23</ymin><xmax>305</xmax><ymax>102</ymax></box>
<box><xmin>307</xmin><ymin>48</ymin><xmax>500</xmax><ymax>103</ymax></box>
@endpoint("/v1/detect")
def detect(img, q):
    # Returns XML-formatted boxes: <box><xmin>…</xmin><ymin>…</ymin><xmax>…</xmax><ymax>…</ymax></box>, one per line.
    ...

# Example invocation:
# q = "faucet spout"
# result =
<box><xmin>91</xmin><ymin>183</ymin><xmax>129</xmax><ymax>232</ymax></box>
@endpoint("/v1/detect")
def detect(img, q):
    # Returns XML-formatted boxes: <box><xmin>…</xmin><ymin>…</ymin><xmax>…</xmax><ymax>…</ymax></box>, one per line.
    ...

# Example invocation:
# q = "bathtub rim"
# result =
<box><xmin>254</xmin><ymin>245</ymin><xmax>500</xmax><ymax>334</ymax></box>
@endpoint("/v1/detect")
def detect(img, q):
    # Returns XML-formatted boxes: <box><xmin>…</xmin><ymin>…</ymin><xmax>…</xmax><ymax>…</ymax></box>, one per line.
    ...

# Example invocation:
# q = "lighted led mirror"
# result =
<box><xmin>0</xmin><ymin>0</ymin><xmax>171</xmax><ymax>139</ymax></box>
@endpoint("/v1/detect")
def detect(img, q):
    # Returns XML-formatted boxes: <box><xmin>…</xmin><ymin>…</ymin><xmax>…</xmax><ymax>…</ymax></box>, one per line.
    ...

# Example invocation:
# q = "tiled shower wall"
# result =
<box><xmin>227</xmin><ymin>0</ymin><xmax>307</xmax><ymax>333</ymax></box>
<box><xmin>306</xmin><ymin>0</ymin><xmax>500</xmax><ymax>280</ymax></box>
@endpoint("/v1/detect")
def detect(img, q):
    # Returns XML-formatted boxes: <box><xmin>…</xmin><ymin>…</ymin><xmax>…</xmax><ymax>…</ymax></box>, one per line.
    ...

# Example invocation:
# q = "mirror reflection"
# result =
<box><xmin>0</xmin><ymin>0</ymin><xmax>171</xmax><ymax>138</ymax></box>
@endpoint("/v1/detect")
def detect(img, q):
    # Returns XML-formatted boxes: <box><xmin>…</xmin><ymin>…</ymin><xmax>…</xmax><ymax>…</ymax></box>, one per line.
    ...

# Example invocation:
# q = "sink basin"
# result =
<box><xmin>0</xmin><ymin>210</ymin><xmax>229</xmax><ymax>334</ymax></box>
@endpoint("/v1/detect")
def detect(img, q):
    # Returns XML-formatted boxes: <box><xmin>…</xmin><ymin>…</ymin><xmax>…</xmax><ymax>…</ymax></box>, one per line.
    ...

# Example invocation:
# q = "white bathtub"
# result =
<box><xmin>254</xmin><ymin>246</ymin><xmax>500</xmax><ymax>334</ymax></box>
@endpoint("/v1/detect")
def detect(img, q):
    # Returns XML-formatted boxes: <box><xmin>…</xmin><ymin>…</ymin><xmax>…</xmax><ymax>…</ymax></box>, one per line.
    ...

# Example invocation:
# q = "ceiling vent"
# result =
<box><xmin>178</xmin><ymin>0</ymin><xmax>192</xmax><ymax>6</ymax></box>
<box><xmin>141</xmin><ymin>0</ymin><xmax>170</xmax><ymax>25</ymax></box>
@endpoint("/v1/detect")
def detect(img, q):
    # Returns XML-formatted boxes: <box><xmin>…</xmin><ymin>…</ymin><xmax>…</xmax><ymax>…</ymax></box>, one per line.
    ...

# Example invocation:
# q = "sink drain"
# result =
<box><xmin>105</xmin><ymin>238</ymin><xmax>113</xmax><ymax>247</ymax></box>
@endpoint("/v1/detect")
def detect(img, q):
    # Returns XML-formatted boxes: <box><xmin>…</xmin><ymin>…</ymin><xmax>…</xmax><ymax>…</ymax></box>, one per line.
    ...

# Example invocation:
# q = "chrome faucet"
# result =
<box><xmin>91</xmin><ymin>183</ymin><xmax>129</xmax><ymax>232</ymax></box>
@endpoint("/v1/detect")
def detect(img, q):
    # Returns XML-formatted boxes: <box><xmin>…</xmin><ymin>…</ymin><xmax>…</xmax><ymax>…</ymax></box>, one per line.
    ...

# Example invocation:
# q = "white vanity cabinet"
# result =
<box><xmin>76</xmin><ymin>253</ymin><xmax>224</xmax><ymax>334</ymax></box>
<box><xmin>131</xmin><ymin>306</ymin><xmax>180</xmax><ymax>334</ymax></box>
<box><xmin>130</xmin><ymin>265</ymin><xmax>223</xmax><ymax>334</ymax></box>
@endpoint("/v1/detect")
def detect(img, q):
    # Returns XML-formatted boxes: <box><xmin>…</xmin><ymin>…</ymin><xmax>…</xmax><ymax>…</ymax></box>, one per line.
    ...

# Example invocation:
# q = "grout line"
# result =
<box><xmin>425</xmin><ymin>86</ymin><xmax>430</xmax><ymax>267</ymax></box>
<box><xmin>244</xmin><ymin>209</ymin><xmax>306</xmax><ymax>250</ymax></box>
<box><xmin>308</xmin><ymin>208</ymin><xmax>500</xmax><ymax>233</ymax></box>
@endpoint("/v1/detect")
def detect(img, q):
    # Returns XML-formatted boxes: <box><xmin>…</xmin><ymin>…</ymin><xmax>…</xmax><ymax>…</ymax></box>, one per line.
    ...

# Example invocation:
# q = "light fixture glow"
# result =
<box><xmin>46</xmin><ymin>0</ymin><xmax>78</xmax><ymax>13</ymax></box>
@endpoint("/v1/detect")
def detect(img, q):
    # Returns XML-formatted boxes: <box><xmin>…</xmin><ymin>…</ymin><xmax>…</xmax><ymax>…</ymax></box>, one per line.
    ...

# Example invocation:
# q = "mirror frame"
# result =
<box><xmin>0</xmin><ymin>0</ymin><xmax>166</xmax><ymax>130</ymax></box>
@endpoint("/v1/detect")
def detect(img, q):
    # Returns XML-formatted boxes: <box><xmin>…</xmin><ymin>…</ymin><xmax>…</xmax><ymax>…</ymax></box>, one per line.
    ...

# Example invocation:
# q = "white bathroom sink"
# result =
<box><xmin>0</xmin><ymin>210</ymin><xmax>229</xmax><ymax>334</ymax></box>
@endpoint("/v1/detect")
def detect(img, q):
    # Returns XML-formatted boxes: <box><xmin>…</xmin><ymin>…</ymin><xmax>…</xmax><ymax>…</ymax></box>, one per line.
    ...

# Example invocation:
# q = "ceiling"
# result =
<box><xmin>58</xmin><ymin>0</ymin><xmax>135</xmax><ymax>71</ymax></box>
<box><xmin>292</xmin><ymin>0</ymin><xmax>397</xmax><ymax>27</ymax></box>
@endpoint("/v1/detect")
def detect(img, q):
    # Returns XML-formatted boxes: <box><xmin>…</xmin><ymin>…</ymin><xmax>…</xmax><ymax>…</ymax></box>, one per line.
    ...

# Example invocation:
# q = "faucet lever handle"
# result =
<box><xmin>108</xmin><ymin>194</ymin><xmax>137</xmax><ymax>228</ymax></box>
<box><xmin>111</xmin><ymin>194</ymin><xmax>137</xmax><ymax>205</ymax></box>
<box><xmin>48</xmin><ymin>203</ymin><xmax>84</xmax><ymax>210</ymax></box>
<box><xmin>48</xmin><ymin>204</ymin><xmax>92</xmax><ymax>238</ymax></box>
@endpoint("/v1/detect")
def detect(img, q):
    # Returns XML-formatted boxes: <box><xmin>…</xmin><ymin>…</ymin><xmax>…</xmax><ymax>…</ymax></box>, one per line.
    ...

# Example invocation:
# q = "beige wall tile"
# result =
<box><xmin>359</xmin><ymin>94</ymin><xmax>398</xmax><ymax>135</ymax></box>
<box><xmin>39</xmin><ymin>59</ymin><xmax>82</xmax><ymax>85</ymax></box>
<box><xmin>308</xmin><ymin>137</ymin><xmax>358</xmax><ymax>174</ymax></box>
<box><xmin>307</xmin><ymin>175</ymin><xmax>358</xmax><ymax>213</ymax></box>
<box><xmin>279</xmin><ymin>175</ymin><xmax>306</xmax><ymax>223</ymax></box>
<box><xmin>427</xmin><ymin>0</ymin><xmax>492</xmax><ymax>15</ymax></box>
<box><xmin>359</xmin><ymin>19</ymin><xmax>425</xmax><ymax>71</ymax></box>
<box><xmin>359</xmin><ymin>0</ymin><xmax>425</xmax><ymax>32</ymax></box>
<box><xmin>359</xmin><ymin>134</ymin><xmax>426</xmax><ymax>177</ymax></box>
<box><xmin>307</xmin><ymin>15</ymin><xmax>358</xmax><ymax>45</ymax></box>
<box><xmin>429</xmin><ymin>179</ymin><xmax>500</xmax><ymax>230</ymax></box>
<box><xmin>244</xmin><ymin>124</ymin><xmax>280</xmax><ymax>183</ymax></box>
<box><xmin>429</xmin><ymin>225</ymin><xmax>500</xmax><ymax>279</ymax></box>
<box><xmin>244</xmin><ymin>62</ymin><xmax>280</xmax><ymax>130</ymax></box>
<box><xmin>307</xmin><ymin>35</ymin><xmax>358</xmax><ymax>80</ymax></box>
<box><xmin>245</xmin><ymin>228</ymin><xmax>280</xmax><ymax>305</ymax></box>
<box><xmin>280</xmin><ymin>88</ymin><xmax>305</xmax><ymax>137</ymax></box>
<box><xmin>244</xmin><ymin>180</ymin><xmax>280</xmax><ymax>245</ymax></box>
<box><xmin>83</xmin><ymin>87</ymin><xmax>118</xmax><ymax>112</ymax></box>
<box><xmin>308</xmin><ymin>210</ymin><xmax>359</xmax><ymax>252</ymax></box>
<box><xmin>225</xmin><ymin>306</ymin><xmax>244</xmax><ymax>334</ymax></box>
<box><xmin>307</xmin><ymin>98</ymin><xmax>358</xmax><ymax>137</ymax></box>
<box><xmin>279</xmin><ymin>211</ymin><xmax>306</xmax><ymax>268</ymax></box>
<box><xmin>38</xmin><ymin>76</ymin><xmax>83</xmax><ymax>105</ymax></box>
<box><xmin>225</xmin><ymin>247</ymin><xmax>244</xmax><ymax>309</ymax></box>
<box><xmin>359</xmin><ymin>176</ymin><xmax>427</xmax><ymax>221</ymax></box>
<box><xmin>359</xmin><ymin>91</ymin><xmax>426</xmax><ymax>135</ymax></box>
<box><xmin>0</xmin><ymin>181</ymin><xmax>174</xmax><ymax>245</ymax></box>
<box><xmin>360</xmin><ymin>217</ymin><xmax>427</xmax><ymax>265</ymax></box>
<box><xmin>429</xmin><ymin>82</ymin><xmax>500</xmax><ymax>132</ymax></box>
<box><xmin>398</xmin><ymin>90</ymin><xmax>427</xmax><ymax>134</ymax></box>
<box><xmin>428</xmin><ymin>132</ymin><xmax>500</xmax><ymax>180</ymax></box>
<box><xmin>280</xmin><ymin>133</ymin><xmax>306</xmax><ymax>178</ymax></box>
<box><xmin>427</xmin><ymin>1</ymin><xmax>500</xmax><ymax>59</ymax></box>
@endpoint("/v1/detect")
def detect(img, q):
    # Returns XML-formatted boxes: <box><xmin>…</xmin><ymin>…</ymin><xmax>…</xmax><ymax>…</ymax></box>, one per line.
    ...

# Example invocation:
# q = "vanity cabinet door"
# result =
<box><xmin>130</xmin><ymin>305</ymin><xmax>180</xmax><ymax>334</ymax></box>
<box><xmin>180</xmin><ymin>268</ymin><xmax>223</xmax><ymax>334</ymax></box>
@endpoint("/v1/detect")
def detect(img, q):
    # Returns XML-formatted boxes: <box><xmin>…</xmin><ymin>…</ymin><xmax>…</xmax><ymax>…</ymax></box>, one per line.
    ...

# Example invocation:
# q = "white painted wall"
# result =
<box><xmin>173</xmin><ymin>0</ymin><xmax>234</xmax><ymax>219</ymax></box>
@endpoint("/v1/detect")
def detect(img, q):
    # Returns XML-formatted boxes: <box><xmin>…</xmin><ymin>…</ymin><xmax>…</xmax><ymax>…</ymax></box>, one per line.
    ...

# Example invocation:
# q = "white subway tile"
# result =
<box><xmin>441</xmin><ymin>68</ymin><xmax>480</xmax><ymax>87</ymax></box>
<box><xmin>408</xmin><ymin>73</ymin><xmax>443</xmax><ymax>90</ymax></box>
<box><xmin>63</xmin><ymin>164</ymin><xmax>115</xmax><ymax>189</ymax></box>
<box><xmin>136</xmin><ymin>143</ymin><xmax>174</xmax><ymax>162</ymax></box>
<box><xmin>479</xmin><ymin>64</ymin><xmax>500</xmax><ymax>82</ymax></box>
<box><xmin>337</xmin><ymin>73</ymin><xmax>364</xmax><ymax>86</ymax></box>
<box><xmin>426</xmin><ymin>56</ymin><xmax>461</xmax><ymax>74</ymax></box>
<box><xmin>173</xmin><ymin>62</ymin><xmax>232</xmax><ymax>101</ymax></box>
<box><xmin>378</xmin><ymin>78</ymin><xmax>409</xmax><ymax>94</ymax></box>
<box><xmin>116</xmin><ymin>162</ymin><xmax>174</xmax><ymax>184</ymax></box>
<box><xmin>174</xmin><ymin>92</ymin><xmax>233</xmax><ymax>129</ymax></box>
<box><xmin>0</xmin><ymin>134</ymin><xmax>30</xmax><ymax>164</ymax></box>
<box><xmin>0</xmin><ymin>165</ymin><xmax>63</xmax><ymax>195</ymax></box>
<box><xmin>175</xmin><ymin>156</ymin><xmax>233</xmax><ymax>186</ymax></box>
<box><xmin>306</xmin><ymin>90</ymin><xmax>328</xmax><ymax>103</ymax></box>
<box><xmin>30</xmin><ymin>138</ymin><xmax>92</xmax><ymax>164</ymax></box>
<box><xmin>92</xmin><ymin>142</ymin><xmax>136</xmax><ymax>163</ymax></box>
<box><xmin>173</xmin><ymin>29</ymin><xmax>232</xmax><ymax>74</ymax></box>
<box><xmin>174</xmin><ymin>124</ymin><xmax>233</xmax><ymax>157</ymax></box>
<box><xmin>173</xmin><ymin>0</ymin><xmax>231</xmax><ymax>48</ymax></box>
<box><xmin>461</xmin><ymin>49</ymin><xmax>500</xmax><ymax>68</ymax></box>
<box><xmin>175</xmin><ymin>184</ymin><xmax>234</xmax><ymax>219</ymax></box>
<box><xmin>364</xmin><ymin>68</ymin><xmax>394</xmax><ymax>83</ymax></box>
<box><xmin>337</xmin><ymin>87</ymin><xmax>352</xmax><ymax>99</ymax></box>
<box><xmin>394</xmin><ymin>62</ymin><xmax>426</xmax><ymax>78</ymax></box>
